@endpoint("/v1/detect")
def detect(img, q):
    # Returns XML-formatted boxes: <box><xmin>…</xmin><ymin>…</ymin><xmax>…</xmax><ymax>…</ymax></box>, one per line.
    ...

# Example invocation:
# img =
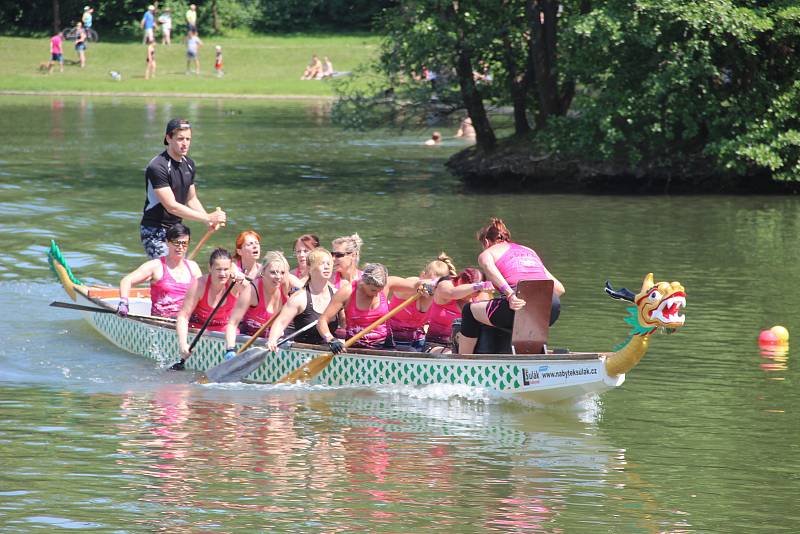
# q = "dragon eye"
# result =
<box><xmin>648</xmin><ymin>289</ymin><xmax>662</xmax><ymax>301</ymax></box>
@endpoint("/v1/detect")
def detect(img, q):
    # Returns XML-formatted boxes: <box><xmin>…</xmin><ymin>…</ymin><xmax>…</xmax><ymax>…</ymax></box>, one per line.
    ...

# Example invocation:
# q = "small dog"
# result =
<box><xmin>109</xmin><ymin>70</ymin><xmax>122</xmax><ymax>81</ymax></box>
<box><xmin>39</xmin><ymin>62</ymin><xmax>51</xmax><ymax>73</ymax></box>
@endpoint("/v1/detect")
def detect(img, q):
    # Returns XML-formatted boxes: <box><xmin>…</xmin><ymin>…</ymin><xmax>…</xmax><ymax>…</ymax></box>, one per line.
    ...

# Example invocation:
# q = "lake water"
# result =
<box><xmin>1</xmin><ymin>96</ymin><xmax>798</xmax><ymax>532</ymax></box>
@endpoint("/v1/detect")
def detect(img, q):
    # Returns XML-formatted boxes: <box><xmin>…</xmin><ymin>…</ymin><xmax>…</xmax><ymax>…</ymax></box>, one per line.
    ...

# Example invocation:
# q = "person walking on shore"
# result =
<box><xmin>141</xmin><ymin>5</ymin><xmax>157</xmax><ymax>44</ymax></box>
<box><xmin>140</xmin><ymin>119</ymin><xmax>227</xmax><ymax>259</ymax></box>
<box><xmin>158</xmin><ymin>7</ymin><xmax>172</xmax><ymax>45</ymax></box>
<box><xmin>186</xmin><ymin>31</ymin><xmax>202</xmax><ymax>75</ymax></box>
<box><xmin>185</xmin><ymin>4</ymin><xmax>198</xmax><ymax>35</ymax></box>
<box><xmin>48</xmin><ymin>31</ymin><xmax>64</xmax><ymax>73</ymax></box>
<box><xmin>74</xmin><ymin>21</ymin><xmax>87</xmax><ymax>68</ymax></box>
<box><xmin>144</xmin><ymin>36</ymin><xmax>157</xmax><ymax>80</ymax></box>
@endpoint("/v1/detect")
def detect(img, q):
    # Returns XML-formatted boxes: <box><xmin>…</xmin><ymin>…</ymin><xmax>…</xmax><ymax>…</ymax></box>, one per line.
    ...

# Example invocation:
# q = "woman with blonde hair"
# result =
<box><xmin>386</xmin><ymin>253</ymin><xmax>454</xmax><ymax>351</ymax></box>
<box><xmin>331</xmin><ymin>233</ymin><xmax>363</xmax><ymax>289</ymax></box>
<box><xmin>267</xmin><ymin>247</ymin><xmax>337</xmax><ymax>349</ymax></box>
<box><xmin>223</xmin><ymin>251</ymin><xmax>292</xmax><ymax>359</ymax></box>
<box><xmin>457</xmin><ymin>217</ymin><xmax>565</xmax><ymax>355</ymax></box>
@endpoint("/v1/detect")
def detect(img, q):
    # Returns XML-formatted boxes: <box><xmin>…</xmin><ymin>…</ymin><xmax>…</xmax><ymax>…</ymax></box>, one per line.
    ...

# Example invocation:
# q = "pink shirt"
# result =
<box><xmin>240</xmin><ymin>277</ymin><xmax>287</xmax><ymax>337</ymax></box>
<box><xmin>150</xmin><ymin>257</ymin><xmax>193</xmax><ymax>317</ymax></box>
<box><xmin>345</xmin><ymin>281</ymin><xmax>389</xmax><ymax>348</ymax></box>
<box><xmin>189</xmin><ymin>278</ymin><xmax>238</xmax><ymax>333</ymax></box>
<box><xmin>51</xmin><ymin>34</ymin><xmax>62</xmax><ymax>55</ymax></box>
<box><xmin>334</xmin><ymin>269</ymin><xmax>363</xmax><ymax>290</ymax></box>
<box><xmin>426</xmin><ymin>300</ymin><xmax>461</xmax><ymax>345</ymax></box>
<box><xmin>387</xmin><ymin>295</ymin><xmax>427</xmax><ymax>343</ymax></box>
<box><xmin>493</xmin><ymin>242</ymin><xmax>547</xmax><ymax>288</ymax></box>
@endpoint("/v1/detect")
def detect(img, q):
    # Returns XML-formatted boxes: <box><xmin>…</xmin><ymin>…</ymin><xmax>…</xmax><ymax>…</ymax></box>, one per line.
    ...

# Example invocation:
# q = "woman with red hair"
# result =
<box><xmin>457</xmin><ymin>217</ymin><xmax>565</xmax><ymax>355</ymax></box>
<box><xmin>233</xmin><ymin>230</ymin><xmax>262</xmax><ymax>280</ymax></box>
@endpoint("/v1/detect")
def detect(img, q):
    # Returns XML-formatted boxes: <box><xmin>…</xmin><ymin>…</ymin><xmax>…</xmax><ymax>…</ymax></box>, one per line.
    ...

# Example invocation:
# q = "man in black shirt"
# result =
<box><xmin>140</xmin><ymin>118</ymin><xmax>227</xmax><ymax>258</ymax></box>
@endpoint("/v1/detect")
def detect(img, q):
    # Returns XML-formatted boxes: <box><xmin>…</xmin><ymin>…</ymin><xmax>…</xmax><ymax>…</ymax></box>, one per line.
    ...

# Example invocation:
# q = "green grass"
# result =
<box><xmin>0</xmin><ymin>33</ymin><xmax>379</xmax><ymax>96</ymax></box>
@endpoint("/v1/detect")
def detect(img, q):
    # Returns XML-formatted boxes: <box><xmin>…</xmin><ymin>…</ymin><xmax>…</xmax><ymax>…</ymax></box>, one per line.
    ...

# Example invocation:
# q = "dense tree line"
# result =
<box><xmin>0</xmin><ymin>0</ymin><xmax>393</xmax><ymax>36</ymax></box>
<box><xmin>335</xmin><ymin>0</ymin><xmax>800</xmax><ymax>190</ymax></box>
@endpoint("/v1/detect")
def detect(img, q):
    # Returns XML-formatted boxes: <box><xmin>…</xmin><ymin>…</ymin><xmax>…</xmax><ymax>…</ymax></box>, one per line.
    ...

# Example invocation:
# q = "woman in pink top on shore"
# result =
<box><xmin>317</xmin><ymin>263</ymin><xmax>423</xmax><ymax>351</ymax></box>
<box><xmin>118</xmin><ymin>223</ymin><xmax>202</xmax><ymax>318</ymax></box>
<box><xmin>223</xmin><ymin>251</ymin><xmax>291</xmax><ymax>359</ymax></box>
<box><xmin>457</xmin><ymin>217</ymin><xmax>565</xmax><ymax>355</ymax></box>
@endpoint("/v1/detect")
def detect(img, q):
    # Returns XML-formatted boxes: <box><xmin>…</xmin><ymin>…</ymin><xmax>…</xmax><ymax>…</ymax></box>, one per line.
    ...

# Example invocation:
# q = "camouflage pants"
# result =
<box><xmin>140</xmin><ymin>225</ymin><xmax>168</xmax><ymax>259</ymax></box>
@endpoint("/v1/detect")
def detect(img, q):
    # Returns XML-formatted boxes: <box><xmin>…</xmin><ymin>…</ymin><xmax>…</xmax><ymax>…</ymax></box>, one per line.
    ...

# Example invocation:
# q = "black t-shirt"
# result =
<box><xmin>140</xmin><ymin>151</ymin><xmax>195</xmax><ymax>229</ymax></box>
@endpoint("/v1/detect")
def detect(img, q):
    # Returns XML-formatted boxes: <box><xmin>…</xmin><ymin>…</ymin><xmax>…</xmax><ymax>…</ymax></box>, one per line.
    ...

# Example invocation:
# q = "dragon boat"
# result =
<box><xmin>47</xmin><ymin>240</ymin><xmax>686</xmax><ymax>404</ymax></box>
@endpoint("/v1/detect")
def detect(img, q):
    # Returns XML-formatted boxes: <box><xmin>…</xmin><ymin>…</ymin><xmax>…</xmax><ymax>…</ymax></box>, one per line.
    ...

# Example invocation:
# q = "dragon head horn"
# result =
<box><xmin>640</xmin><ymin>273</ymin><xmax>654</xmax><ymax>293</ymax></box>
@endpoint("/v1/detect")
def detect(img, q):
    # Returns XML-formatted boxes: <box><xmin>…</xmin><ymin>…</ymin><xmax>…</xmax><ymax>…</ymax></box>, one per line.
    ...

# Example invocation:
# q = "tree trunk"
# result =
<box><xmin>502</xmin><ymin>29</ymin><xmax>531</xmax><ymax>136</ymax></box>
<box><xmin>212</xmin><ymin>0</ymin><xmax>220</xmax><ymax>33</ymax></box>
<box><xmin>449</xmin><ymin>2</ymin><xmax>496</xmax><ymax>150</ymax></box>
<box><xmin>52</xmin><ymin>0</ymin><xmax>60</xmax><ymax>34</ymax></box>
<box><xmin>528</xmin><ymin>0</ymin><xmax>562</xmax><ymax>128</ymax></box>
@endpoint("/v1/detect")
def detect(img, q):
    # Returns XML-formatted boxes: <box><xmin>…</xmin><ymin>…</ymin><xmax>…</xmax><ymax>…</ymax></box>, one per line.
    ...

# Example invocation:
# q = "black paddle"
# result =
<box><xmin>170</xmin><ymin>280</ymin><xmax>236</xmax><ymax>371</ymax></box>
<box><xmin>50</xmin><ymin>301</ymin><xmax>175</xmax><ymax>323</ymax></box>
<box><xmin>200</xmin><ymin>320</ymin><xmax>319</xmax><ymax>384</ymax></box>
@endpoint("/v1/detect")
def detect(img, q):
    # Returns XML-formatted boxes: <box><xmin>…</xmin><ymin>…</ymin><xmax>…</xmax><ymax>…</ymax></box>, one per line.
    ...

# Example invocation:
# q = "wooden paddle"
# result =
<box><xmin>200</xmin><ymin>319</ymin><xmax>319</xmax><ymax>384</ymax></box>
<box><xmin>50</xmin><ymin>301</ymin><xmax>175</xmax><ymax>323</ymax></box>
<box><xmin>169</xmin><ymin>279</ymin><xmax>236</xmax><ymax>371</ymax></box>
<box><xmin>187</xmin><ymin>207</ymin><xmax>224</xmax><ymax>261</ymax></box>
<box><xmin>276</xmin><ymin>292</ymin><xmax>422</xmax><ymax>384</ymax></box>
<box><xmin>235</xmin><ymin>313</ymin><xmax>279</xmax><ymax>355</ymax></box>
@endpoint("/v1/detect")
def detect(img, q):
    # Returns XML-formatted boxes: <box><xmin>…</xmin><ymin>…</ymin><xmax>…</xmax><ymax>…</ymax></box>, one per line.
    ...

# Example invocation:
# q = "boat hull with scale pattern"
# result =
<box><xmin>46</xmin><ymin>241</ymin><xmax>657</xmax><ymax>404</ymax></box>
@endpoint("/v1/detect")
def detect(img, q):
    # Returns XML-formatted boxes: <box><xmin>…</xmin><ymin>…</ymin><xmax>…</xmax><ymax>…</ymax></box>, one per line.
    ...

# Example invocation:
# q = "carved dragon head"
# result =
<box><xmin>634</xmin><ymin>273</ymin><xmax>686</xmax><ymax>334</ymax></box>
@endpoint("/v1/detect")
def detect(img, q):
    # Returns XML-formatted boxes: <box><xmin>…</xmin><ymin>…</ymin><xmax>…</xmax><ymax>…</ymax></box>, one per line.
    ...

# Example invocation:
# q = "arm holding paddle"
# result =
<box><xmin>266</xmin><ymin>290</ymin><xmax>308</xmax><ymax>351</ymax></box>
<box><xmin>175</xmin><ymin>276</ymin><xmax>204</xmax><ymax>358</ymax></box>
<box><xmin>476</xmin><ymin>249</ymin><xmax>526</xmax><ymax>310</ymax></box>
<box><xmin>153</xmin><ymin>185</ymin><xmax>226</xmax><ymax>228</ymax></box>
<box><xmin>223</xmin><ymin>281</ymin><xmax>260</xmax><ymax>359</ymax></box>
<box><xmin>316</xmin><ymin>282</ymin><xmax>353</xmax><ymax>353</ymax></box>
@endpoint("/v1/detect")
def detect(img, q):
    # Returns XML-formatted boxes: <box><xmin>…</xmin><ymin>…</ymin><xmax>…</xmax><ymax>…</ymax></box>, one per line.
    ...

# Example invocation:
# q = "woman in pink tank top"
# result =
<box><xmin>317</xmin><ymin>263</ymin><xmax>424</xmax><ymax>351</ymax></box>
<box><xmin>457</xmin><ymin>217</ymin><xmax>565</xmax><ymax>355</ymax></box>
<box><xmin>387</xmin><ymin>253</ymin><xmax>463</xmax><ymax>351</ymax></box>
<box><xmin>118</xmin><ymin>223</ymin><xmax>202</xmax><ymax>318</ymax></box>
<box><xmin>331</xmin><ymin>233</ymin><xmax>364</xmax><ymax>290</ymax></box>
<box><xmin>224</xmin><ymin>251</ymin><xmax>291</xmax><ymax>352</ymax></box>
<box><xmin>176</xmin><ymin>248</ymin><xmax>245</xmax><ymax>361</ymax></box>
<box><xmin>427</xmin><ymin>267</ymin><xmax>494</xmax><ymax>348</ymax></box>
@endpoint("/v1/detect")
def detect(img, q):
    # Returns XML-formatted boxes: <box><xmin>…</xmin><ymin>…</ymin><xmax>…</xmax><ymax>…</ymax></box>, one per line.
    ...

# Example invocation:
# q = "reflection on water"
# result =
<box><xmin>1</xmin><ymin>97</ymin><xmax>799</xmax><ymax>531</ymax></box>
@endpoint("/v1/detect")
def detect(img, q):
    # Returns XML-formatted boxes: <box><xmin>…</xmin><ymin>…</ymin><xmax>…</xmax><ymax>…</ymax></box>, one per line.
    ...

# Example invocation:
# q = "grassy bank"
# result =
<box><xmin>0</xmin><ymin>34</ymin><xmax>378</xmax><ymax>96</ymax></box>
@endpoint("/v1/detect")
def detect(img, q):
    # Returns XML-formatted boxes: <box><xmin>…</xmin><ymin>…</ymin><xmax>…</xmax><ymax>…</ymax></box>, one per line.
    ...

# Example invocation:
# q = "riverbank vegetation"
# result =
<box><xmin>334</xmin><ymin>1</ymin><xmax>800</xmax><ymax>192</ymax></box>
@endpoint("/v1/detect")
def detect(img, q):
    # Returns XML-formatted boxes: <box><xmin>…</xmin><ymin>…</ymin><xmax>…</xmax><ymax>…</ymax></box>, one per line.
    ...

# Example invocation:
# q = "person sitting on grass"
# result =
<box><xmin>321</xmin><ymin>56</ymin><xmax>334</xmax><ymax>78</ymax></box>
<box><xmin>301</xmin><ymin>55</ymin><xmax>323</xmax><ymax>80</ymax></box>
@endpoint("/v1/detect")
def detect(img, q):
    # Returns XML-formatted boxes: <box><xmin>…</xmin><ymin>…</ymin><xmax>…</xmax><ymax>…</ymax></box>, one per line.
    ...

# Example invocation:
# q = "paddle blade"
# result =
<box><xmin>203</xmin><ymin>347</ymin><xmax>267</xmax><ymax>383</ymax></box>
<box><xmin>276</xmin><ymin>353</ymin><xmax>333</xmax><ymax>384</ymax></box>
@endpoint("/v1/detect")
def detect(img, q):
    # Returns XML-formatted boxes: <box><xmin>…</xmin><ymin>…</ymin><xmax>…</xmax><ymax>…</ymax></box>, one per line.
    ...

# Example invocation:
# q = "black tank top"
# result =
<box><xmin>293</xmin><ymin>285</ymin><xmax>338</xmax><ymax>345</ymax></box>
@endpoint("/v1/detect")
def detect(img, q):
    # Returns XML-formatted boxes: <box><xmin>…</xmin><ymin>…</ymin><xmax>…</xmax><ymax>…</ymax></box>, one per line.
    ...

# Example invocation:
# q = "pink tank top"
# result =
<box><xmin>189</xmin><ymin>278</ymin><xmax>238</xmax><ymax>332</ymax></box>
<box><xmin>387</xmin><ymin>295</ymin><xmax>428</xmax><ymax>343</ymax></box>
<box><xmin>345</xmin><ymin>280</ymin><xmax>389</xmax><ymax>348</ymax></box>
<box><xmin>334</xmin><ymin>269</ymin><xmax>363</xmax><ymax>290</ymax></box>
<box><xmin>240</xmin><ymin>277</ymin><xmax>287</xmax><ymax>336</ymax></box>
<box><xmin>150</xmin><ymin>257</ymin><xmax>193</xmax><ymax>317</ymax></box>
<box><xmin>426</xmin><ymin>300</ymin><xmax>462</xmax><ymax>344</ymax></box>
<box><xmin>493</xmin><ymin>242</ymin><xmax>547</xmax><ymax>288</ymax></box>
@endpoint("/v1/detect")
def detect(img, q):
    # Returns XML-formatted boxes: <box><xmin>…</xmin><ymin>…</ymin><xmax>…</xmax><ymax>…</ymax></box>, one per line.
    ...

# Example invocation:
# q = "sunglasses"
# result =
<box><xmin>170</xmin><ymin>239</ymin><xmax>190</xmax><ymax>248</ymax></box>
<box><xmin>331</xmin><ymin>251</ymin><xmax>351</xmax><ymax>259</ymax></box>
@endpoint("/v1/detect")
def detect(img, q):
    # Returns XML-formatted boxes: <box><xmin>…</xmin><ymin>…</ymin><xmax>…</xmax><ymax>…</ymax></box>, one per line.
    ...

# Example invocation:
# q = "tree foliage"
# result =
<box><xmin>337</xmin><ymin>0</ymin><xmax>800</xmax><ymax>184</ymax></box>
